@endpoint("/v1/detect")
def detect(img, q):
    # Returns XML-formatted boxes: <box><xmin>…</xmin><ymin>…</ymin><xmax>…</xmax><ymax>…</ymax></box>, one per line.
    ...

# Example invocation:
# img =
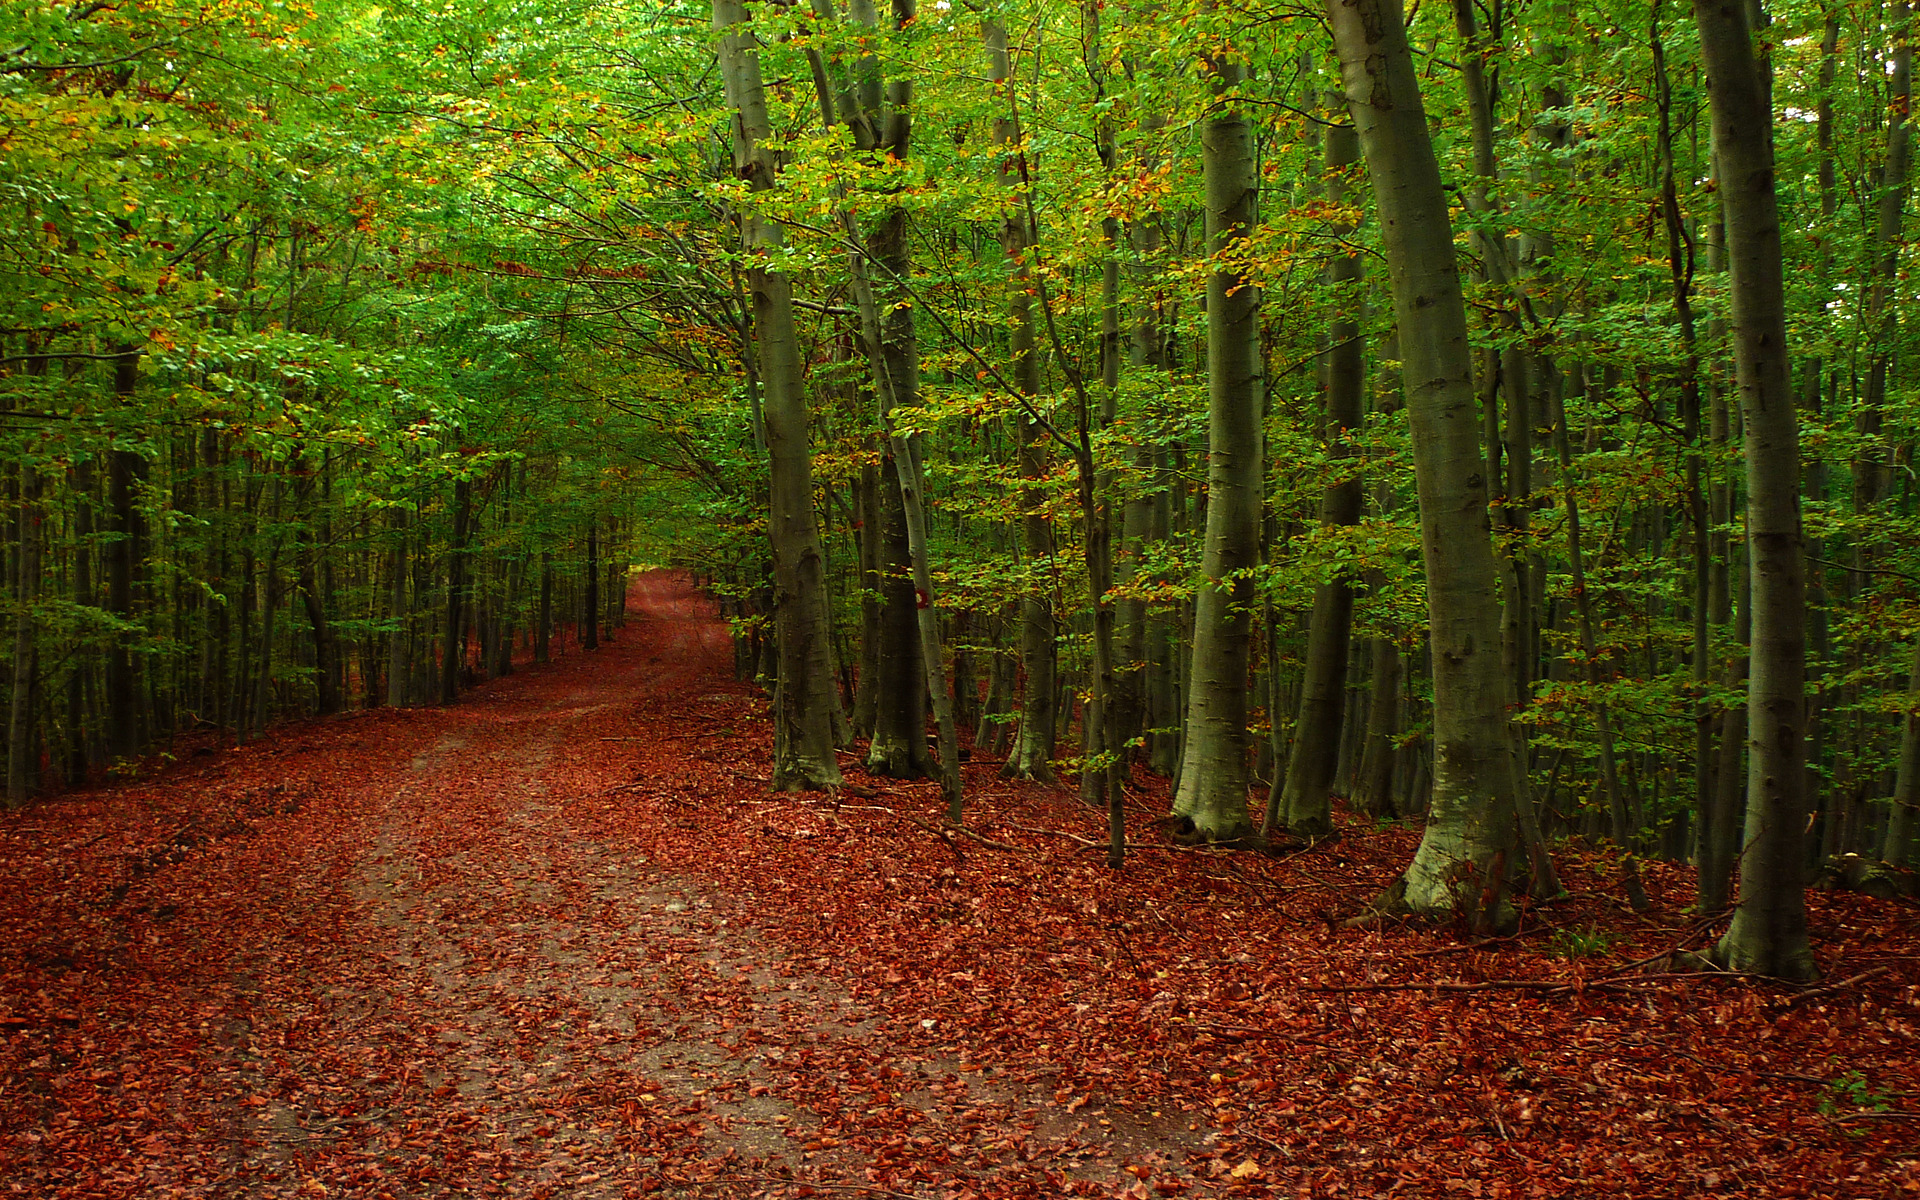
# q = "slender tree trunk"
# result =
<box><xmin>386</xmin><ymin>507</ymin><xmax>409</xmax><ymax>707</ymax></box>
<box><xmin>1695</xmin><ymin>0</ymin><xmax>1815</xmax><ymax>980</ymax></box>
<box><xmin>7</xmin><ymin>466</ymin><xmax>41</xmax><ymax>808</ymax></box>
<box><xmin>866</xmin><ymin>455</ymin><xmax>931</xmax><ymax>777</ymax></box>
<box><xmin>1275</xmin><ymin>94</ymin><xmax>1364</xmax><ymax>840</ymax></box>
<box><xmin>982</xmin><ymin>19</ymin><xmax>1057</xmax><ymax>783</ymax></box>
<box><xmin>1884</xmin><ymin>643</ymin><xmax>1920</xmax><ymax>866</ymax></box>
<box><xmin>1330</xmin><ymin>0</ymin><xmax>1520</xmax><ymax>924</ymax></box>
<box><xmin>813</xmin><ymin>0</ymin><xmax>960</xmax><ymax>812</ymax></box>
<box><xmin>852</xmin><ymin>461</ymin><xmax>882</xmax><ymax>738</ymax></box>
<box><xmin>536</xmin><ymin>550</ymin><xmax>552</xmax><ymax>665</ymax></box>
<box><xmin>717</xmin><ymin>0</ymin><xmax>842</xmax><ymax>790</ymax></box>
<box><xmin>106</xmin><ymin>349</ymin><xmax>141</xmax><ymax>761</ymax></box>
<box><xmin>584</xmin><ymin>517</ymin><xmax>600</xmax><ymax>652</ymax></box>
<box><xmin>66</xmin><ymin>456</ymin><xmax>94</xmax><ymax>784</ymax></box>
<box><xmin>442</xmin><ymin>477</ymin><xmax>470</xmax><ymax>705</ymax></box>
<box><xmin>1170</xmin><ymin>28</ymin><xmax>1262</xmax><ymax>845</ymax></box>
<box><xmin>296</xmin><ymin>479</ymin><xmax>341</xmax><ymax>716</ymax></box>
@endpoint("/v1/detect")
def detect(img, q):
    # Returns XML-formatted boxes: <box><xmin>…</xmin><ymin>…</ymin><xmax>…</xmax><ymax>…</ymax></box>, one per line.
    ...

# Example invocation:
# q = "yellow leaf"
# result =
<box><xmin>1231</xmin><ymin>1159</ymin><xmax>1262</xmax><ymax>1179</ymax></box>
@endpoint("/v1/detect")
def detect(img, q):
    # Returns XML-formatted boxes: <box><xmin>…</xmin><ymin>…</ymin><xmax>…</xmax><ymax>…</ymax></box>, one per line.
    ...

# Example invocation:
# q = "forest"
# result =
<box><xmin>9</xmin><ymin>0</ymin><xmax>1918</xmax><ymax>958</ymax></box>
<box><xmin>4</xmin><ymin>0</ymin><xmax>1920</xmax><ymax>1193</ymax></box>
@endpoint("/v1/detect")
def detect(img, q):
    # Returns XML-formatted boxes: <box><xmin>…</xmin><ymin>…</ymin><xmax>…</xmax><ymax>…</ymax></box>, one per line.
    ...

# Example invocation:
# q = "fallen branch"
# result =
<box><xmin>1195</xmin><ymin>1022</ymin><xmax>1342</xmax><ymax>1047</ymax></box>
<box><xmin>1778</xmin><ymin>965</ymin><xmax>1891</xmax><ymax>1009</ymax></box>
<box><xmin>709</xmin><ymin>1176</ymin><xmax>927</xmax><ymax>1200</ymax></box>
<box><xmin>895</xmin><ymin>811</ymin><xmax>1018</xmax><ymax>853</ymax></box>
<box><xmin>1407</xmin><ymin>921</ymin><xmax>1563</xmax><ymax>958</ymax></box>
<box><xmin>1300</xmin><ymin>979</ymin><xmax>1577</xmax><ymax>995</ymax></box>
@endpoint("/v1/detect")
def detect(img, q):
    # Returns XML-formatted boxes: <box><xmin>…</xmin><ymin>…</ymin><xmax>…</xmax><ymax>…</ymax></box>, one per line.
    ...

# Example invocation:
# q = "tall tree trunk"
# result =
<box><xmin>813</xmin><ymin>0</ymin><xmax>961</xmax><ymax>813</ymax></box>
<box><xmin>1695</xmin><ymin>0</ymin><xmax>1815</xmax><ymax>981</ymax></box>
<box><xmin>536</xmin><ymin>550</ymin><xmax>552</xmax><ymax>665</ymax></box>
<box><xmin>1170</xmin><ymin>27</ymin><xmax>1262</xmax><ymax>845</ymax></box>
<box><xmin>1329</xmin><ymin>0</ymin><xmax>1520</xmax><ymax>924</ymax></box>
<box><xmin>852</xmin><ymin>460</ymin><xmax>882</xmax><ymax>738</ymax></box>
<box><xmin>296</xmin><ymin>476</ymin><xmax>341</xmax><ymax>717</ymax></box>
<box><xmin>866</xmin><ymin>454</ymin><xmax>931</xmax><ymax>778</ymax></box>
<box><xmin>7</xmin><ymin>466</ymin><xmax>41</xmax><ymax>808</ymax></box>
<box><xmin>584</xmin><ymin>516</ymin><xmax>600</xmax><ymax>652</ymax></box>
<box><xmin>106</xmin><ymin>349</ymin><xmax>141</xmax><ymax>762</ymax></box>
<box><xmin>984</xmin><ymin>18</ymin><xmax>1057</xmax><ymax>783</ymax></box>
<box><xmin>66</xmin><ymin>456</ymin><xmax>94</xmax><ymax>784</ymax></box>
<box><xmin>1275</xmin><ymin>92</ymin><xmax>1364</xmax><ymax>840</ymax></box>
<box><xmin>717</xmin><ymin>0</ymin><xmax>843</xmax><ymax>790</ymax></box>
<box><xmin>441</xmin><ymin>476</ymin><xmax>470</xmax><ymax>705</ymax></box>
<box><xmin>386</xmin><ymin>507</ymin><xmax>409</xmax><ymax>707</ymax></box>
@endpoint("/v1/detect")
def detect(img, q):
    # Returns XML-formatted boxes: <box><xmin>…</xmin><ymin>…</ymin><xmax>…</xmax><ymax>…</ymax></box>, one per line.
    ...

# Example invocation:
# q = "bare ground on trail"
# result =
<box><xmin>0</xmin><ymin>573</ymin><xmax>1202</xmax><ymax>1199</ymax></box>
<box><xmin>3</xmin><ymin>572</ymin><xmax>1917</xmax><ymax>1200</ymax></box>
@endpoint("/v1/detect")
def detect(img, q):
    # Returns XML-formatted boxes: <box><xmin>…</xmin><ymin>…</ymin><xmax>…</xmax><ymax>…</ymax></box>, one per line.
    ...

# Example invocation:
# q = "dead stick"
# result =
<box><xmin>1779</xmin><ymin>965</ymin><xmax>1892</xmax><ymax>1009</ymax></box>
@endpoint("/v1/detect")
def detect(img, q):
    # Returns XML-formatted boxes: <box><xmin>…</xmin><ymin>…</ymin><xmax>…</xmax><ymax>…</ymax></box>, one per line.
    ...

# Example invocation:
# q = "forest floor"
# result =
<box><xmin>1</xmin><ymin>572</ymin><xmax>1917</xmax><ymax>1200</ymax></box>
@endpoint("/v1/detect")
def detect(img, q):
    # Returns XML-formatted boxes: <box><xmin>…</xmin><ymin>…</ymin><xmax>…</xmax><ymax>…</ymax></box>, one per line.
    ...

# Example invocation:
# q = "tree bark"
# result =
<box><xmin>985</xmin><ymin>18</ymin><xmax>1057</xmax><ymax>783</ymax></box>
<box><xmin>441</xmin><ymin>476</ymin><xmax>470</xmax><ymax>705</ymax></box>
<box><xmin>1695</xmin><ymin>0</ymin><xmax>1816</xmax><ymax>980</ymax></box>
<box><xmin>717</xmin><ymin>0</ymin><xmax>843</xmax><ymax>790</ymax></box>
<box><xmin>1169</xmin><ymin>30</ymin><xmax>1262</xmax><ymax>845</ymax></box>
<box><xmin>1329</xmin><ymin>0</ymin><xmax>1520</xmax><ymax>923</ymax></box>
<box><xmin>1276</xmin><ymin>92</ymin><xmax>1364</xmax><ymax>840</ymax></box>
<box><xmin>7</xmin><ymin>466</ymin><xmax>41</xmax><ymax>808</ymax></box>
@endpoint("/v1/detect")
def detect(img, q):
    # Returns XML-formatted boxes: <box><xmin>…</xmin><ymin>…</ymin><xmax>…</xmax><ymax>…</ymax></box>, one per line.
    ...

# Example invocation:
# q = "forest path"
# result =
<box><xmin>5</xmin><ymin>574</ymin><xmax>1915</xmax><ymax>1200</ymax></box>
<box><xmin>1</xmin><ymin>572</ymin><xmax>1197</xmax><ymax>1199</ymax></box>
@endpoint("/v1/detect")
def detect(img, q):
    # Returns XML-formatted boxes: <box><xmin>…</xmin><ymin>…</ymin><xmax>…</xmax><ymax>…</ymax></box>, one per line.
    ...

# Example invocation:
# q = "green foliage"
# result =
<box><xmin>1548</xmin><ymin>925</ymin><xmax>1622</xmax><ymax>959</ymax></box>
<box><xmin>1818</xmin><ymin>1070</ymin><xmax>1893</xmax><ymax>1118</ymax></box>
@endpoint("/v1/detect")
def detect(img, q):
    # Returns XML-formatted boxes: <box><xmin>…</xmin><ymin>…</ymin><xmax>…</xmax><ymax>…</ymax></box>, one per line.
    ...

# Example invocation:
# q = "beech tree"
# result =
<box><xmin>715</xmin><ymin>0</ymin><xmax>842</xmax><ymax>791</ymax></box>
<box><xmin>1694</xmin><ymin>0</ymin><xmax>1815</xmax><ymax>980</ymax></box>
<box><xmin>1168</xmin><ymin>16</ymin><xmax>1263</xmax><ymax>845</ymax></box>
<box><xmin>1327</xmin><ymin>0</ymin><xmax>1520</xmax><ymax>919</ymax></box>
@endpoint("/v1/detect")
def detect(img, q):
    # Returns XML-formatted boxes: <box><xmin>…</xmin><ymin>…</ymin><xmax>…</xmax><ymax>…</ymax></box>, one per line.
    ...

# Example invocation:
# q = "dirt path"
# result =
<box><xmin>0</xmin><ymin>573</ymin><xmax>1194</xmax><ymax>1199</ymax></box>
<box><xmin>6</xmin><ymin>573</ymin><xmax>1915</xmax><ymax>1200</ymax></box>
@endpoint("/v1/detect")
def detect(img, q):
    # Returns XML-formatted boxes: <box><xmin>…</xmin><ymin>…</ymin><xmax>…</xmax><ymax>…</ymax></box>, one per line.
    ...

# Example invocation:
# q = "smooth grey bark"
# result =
<box><xmin>1115</xmin><ymin>206</ymin><xmax>1165</xmax><ymax>762</ymax></box>
<box><xmin>1695</xmin><ymin>0</ymin><xmax>1815</xmax><ymax>980</ymax></box>
<box><xmin>583</xmin><ymin>517</ymin><xmax>600</xmax><ymax>651</ymax></box>
<box><xmin>1352</xmin><ymin>631</ymin><xmax>1404</xmax><ymax>818</ymax></box>
<box><xmin>106</xmin><ymin>349</ymin><xmax>141</xmax><ymax>761</ymax></box>
<box><xmin>1079</xmin><ymin>0</ymin><xmax>1125</xmax><ymax>864</ymax></box>
<box><xmin>1275</xmin><ymin>96</ymin><xmax>1363</xmax><ymax>840</ymax></box>
<box><xmin>716</xmin><ymin>0</ymin><xmax>842</xmax><ymax>790</ymax></box>
<box><xmin>816</xmin><ymin>0</ymin><xmax>961</xmax><ymax>815</ymax></box>
<box><xmin>7</xmin><ymin>466</ymin><xmax>40</xmax><ymax>808</ymax></box>
<box><xmin>865</xmin><ymin>454</ymin><xmax>931</xmax><ymax>778</ymax></box>
<box><xmin>386</xmin><ymin>507</ymin><xmax>410</xmax><ymax>706</ymax></box>
<box><xmin>1857</xmin><ymin>0</ymin><xmax>1911</xmax><ymax>519</ymax></box>
<box><xmin>1885</xmin><ymin>642</ymin><xmax>1920</xmax><ymax>866</ymax></box>
<box><xmin>851</xmin><ymin>461</ymin><xmax>882</xmax><ymax>738</ymax></box>
<box><xmin>1329</xmin><ymin>0</ymin><xmax>1519</xmax><ymax>923</ymax></box>
<box><xmin>1873</xmin><ymin>3</ymin><xmax>1915</xmax><ymax>864</ymax></box>
<box><xmin>1169</xmin><ymin>35</ymin><xmax>1261</xmax><ymax>845</ymax></box>
<box><xmin>441</xmin><ymin>476</ymin><xmax>470</xmax><ymax>704</ymax></box>
<box><xmin>985</xmin><ymin>19</ymin><xmax>1056</xmax><ymax>783</ymax></box>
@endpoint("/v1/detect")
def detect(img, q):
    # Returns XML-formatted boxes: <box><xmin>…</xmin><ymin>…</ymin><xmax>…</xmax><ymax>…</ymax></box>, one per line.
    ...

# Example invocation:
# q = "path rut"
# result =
<box><xmin>3</xmin><ymin>571</ymin><xmax>1195</xmax><ymax>1199</ymax></box>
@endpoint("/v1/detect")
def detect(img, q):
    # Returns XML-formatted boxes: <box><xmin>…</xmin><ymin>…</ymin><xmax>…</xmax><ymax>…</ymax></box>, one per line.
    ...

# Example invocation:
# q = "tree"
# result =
<box><xmin>1274</xmin><ymin>89</ymin><xmax>1364</xmax><ymax>841</ymax></box>
<box><xmin>715</xmin><ymin>0</ymin><xmax>842</xmax><ymax>791</ymax></box>
<box><xmin>1169</xmin><ymin>13</ymin><xmax>1262</xmax><ymax>845</ymax></box>
<box><xmin>1328</xmin><ymin>0</ymin><xmax>1520</xmax><ymax>922</ymax></box>
<box><xmin>1694</xmin><ymin>0</ymin><xmax>1816</xmax><ymax>981</ymax></box>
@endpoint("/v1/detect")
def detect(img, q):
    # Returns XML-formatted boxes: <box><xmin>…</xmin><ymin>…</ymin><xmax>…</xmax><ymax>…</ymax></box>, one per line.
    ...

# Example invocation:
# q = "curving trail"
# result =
<box><xmin>0</xmin><ymin>573</ymin><xmax>1193</xmax><ymax>1198</ymax></box>
<box><xmin>3</xmin><ymin>572</ymin><xmax>1915</xmax><ymax>1199</ymax></box>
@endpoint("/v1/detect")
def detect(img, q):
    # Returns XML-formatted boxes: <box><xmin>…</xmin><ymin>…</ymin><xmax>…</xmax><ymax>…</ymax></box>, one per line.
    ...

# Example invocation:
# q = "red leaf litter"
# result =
<box><xmin>2</xmin><ymin>572</ymin><xmax>1916</xmax><ymax>1199</ymax></box>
